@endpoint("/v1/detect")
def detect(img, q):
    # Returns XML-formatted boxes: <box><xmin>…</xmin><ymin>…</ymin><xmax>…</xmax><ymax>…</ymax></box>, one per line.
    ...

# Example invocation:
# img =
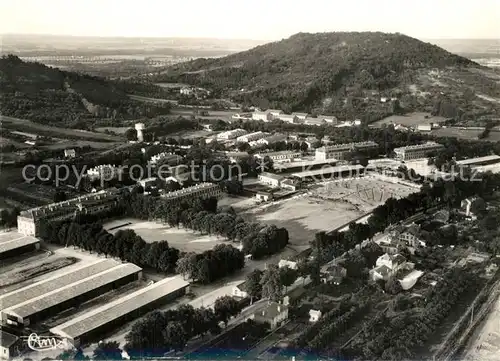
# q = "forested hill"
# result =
<box><xmin>156</xmin><ymin>32</ymin><xmax>499</xmax><ymax>120</ymax></box>
<box><xmin>0</xmin><ymin>55</ymin><xmax>170</xmax><ymax>127</ymax></box>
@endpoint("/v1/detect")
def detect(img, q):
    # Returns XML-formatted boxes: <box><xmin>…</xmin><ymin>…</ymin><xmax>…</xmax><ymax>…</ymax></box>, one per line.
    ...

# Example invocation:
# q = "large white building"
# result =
<box><xmin>315</xmin><ymin>141</ymin><xmax>379</xmax><ymax>160</ymax></box>
<box><xmin>17</xmin><ymin>190</ymin><xmax>121</xmax><ymax>236</ymax></box>
<box><xmin>86</xmin><ymin>165</ymin><xmax>122</xmax><ymax>181</ymax></box>
<box><xmin>148</xmin><ymin>152</ymin><xmax>182</xmax><ymax>166</ymax></box>
<box><xmin>292</xmin><ymin>112</ymin><xmax>308</xmax><ymax>121</ymax></box>
<box><xmin>255</xmin><ymin>151</ymin><xmax>301</xmax><ymax>163</ymax></box>
<box><xmin>236</xmin><ymin>131</ymin><xmax>268</xmax><ymax>143</ymax></box>
<box><xmin>217</xmin><ymin>129</ymin><xmax>248</xmax><ymax>140</ymax></box>
<box><xmin>393</xmin><ymin>142</ymin><xmax>444</xmax><ymax>161</ymax></box>
<box><xmin>258</xmin><ymin>172</ymin><xmax>284</xmax><ymax>188</ymax></box>
<box><xmin>279</xmin><ymin>114</ymin><xmax>299</xmax><ymax>124</ymax></box>
<box><xmin>162</xmin><ymin>183</ymin><xmax>222</xmax><ymax>202</ymax></box>
<box><xmin>252</xmin><ymin>111</ymin><xmax>273</xmax><ymax>122</ymax></box>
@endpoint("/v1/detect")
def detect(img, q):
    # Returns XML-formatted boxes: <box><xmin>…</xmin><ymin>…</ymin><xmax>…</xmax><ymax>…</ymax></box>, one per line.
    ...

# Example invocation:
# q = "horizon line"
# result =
<box><xmin>2</xmin><ymin>32</ymin><xmax>499</xmax><ymax>42</ymax></box>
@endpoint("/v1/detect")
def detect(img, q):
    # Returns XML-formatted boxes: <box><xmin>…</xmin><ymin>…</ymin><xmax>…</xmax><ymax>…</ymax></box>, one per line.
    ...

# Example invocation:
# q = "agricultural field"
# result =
<box><xmin>372</xmin><ymin>112</ymin><xmax>447</xmax><ymax>127</ymax></box>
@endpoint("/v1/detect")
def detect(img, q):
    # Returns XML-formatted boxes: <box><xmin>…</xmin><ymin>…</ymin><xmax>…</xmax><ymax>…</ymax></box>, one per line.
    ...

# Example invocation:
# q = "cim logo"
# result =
<box><xmin>24</xmin><ymin>333</ymin><xmax>72</xmax><ymax>352</ymax></box>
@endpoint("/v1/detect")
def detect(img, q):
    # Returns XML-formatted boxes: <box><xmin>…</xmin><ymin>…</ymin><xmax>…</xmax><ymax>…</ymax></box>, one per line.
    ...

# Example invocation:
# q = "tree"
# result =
<box><xmin>163</xmin><ymin>321</ymin><xmax>188</xmax><ymax>351</ymax></box>
<box><xmin>125</xmin><ymin>128</ymin><xmax>137</xmax><ymax>141</ymax></box>
<box><xmin>471</xmin><ymin>197</ymin><xmax>487</xmax><ymax>217</ymax></box>
<box><xmin>385</xmin><ymin>278</ymin><xmax>403</xmax><ymax>295</ymax></box>
<box><xmin>93</xmin><ymin>341</ymin><xmax>123</xmax><ymax>360</ymax></box>
<box><xmin>245</xmin><ymin>269</ymin><xmax>263</xmax><ymax>304</ymax></box>
<box><xmin>279</xmin><ymin>266</ymin><xmax>298</xmax><ymax>292</ymax></box>
<box><xmin>261</xmin><ymin>264</ymin><xmax>283</xmax><ymax>302</ymax></box>
<box><xmin>214</xmin><ymin>295</ymin><xmax>241</xmax><ymax>326</ymax></box>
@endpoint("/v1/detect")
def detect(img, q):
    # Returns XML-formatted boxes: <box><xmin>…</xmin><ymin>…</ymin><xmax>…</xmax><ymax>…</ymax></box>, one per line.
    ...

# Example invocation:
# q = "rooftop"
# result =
<box><xmin>456</xmin><ymin>154</ymin><xmax>500</xmax><ymax>166</ymax></box>
<box><xmin>317</xmin><ymin>141</ymin><xmax>379</xmax><ymax>152</ymax></box>
<box><xmin>255</xmin><ymin>301</ymin><xmax>288</xmax><ymax>320</ymax></box>
<box><xmin>273</xmin><ymin>159</ymin><xmax>338</xmax><ymax>171</ymax></box>
<box><xmin>291</xmin><ymin>164</ymin><xmax>365</xmax><ymax>178</ymax></box>
<box><xmin>0</xmin><ymin>234</ymin><xmax>40</xmax><ymax>255</ymax></box>
<box><xmin>259</xmin><ymin>172</ymin><xmax>284</xmax><ymax>181</ymax></box>
<box><xmin>50</xmin><ymin>276</ymin><xmax>189</xmax><ymax>340</ymax></box>
<box><xmin>0</xmin><ymin>259</ymin><xmax>119</xmax><ymax>310</ymax></box>
<box><xmin>162</xmin><ymin>183</ymin><xmax>220</xmax><ymax>199</ymax></box>
<box><xmin>0</xmin><ymin>330</ymin><xmax>18</xmax><ymax>348</ymax></box>
<box><xmin>393</xmin><ymin>142</ymin><xmax>444</xmax><ymax>152</ymax></box>
<box><xmin>4</xmin><ymin>263</ymin><xmax>142</xmax><ymax>319</ymax></box>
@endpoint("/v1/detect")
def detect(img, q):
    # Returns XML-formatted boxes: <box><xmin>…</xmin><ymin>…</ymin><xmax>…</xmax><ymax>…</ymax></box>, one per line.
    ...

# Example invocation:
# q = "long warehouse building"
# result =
<box><xmin>291</xmin><ymin>164</ymin><xmax>365</xmax><ymax>181</ymax></box>
<box><xmin>0</xmin><ymin>259</ymin><xmax>119</xmax><ymax>312</ymax></box>
<box><xmin>50</xmin><ymin>276</ymin><xmax>190</xmax><ymax>347</ymax></box>
<box><xmin>0</xmin><ymin>232</ymin><xmax>40</xmax><ymax>260</ymax></box>
<box><xmin>2</xmin><ymin>263</ymin><xmax>142</xmax><ymax>326</ymax></box>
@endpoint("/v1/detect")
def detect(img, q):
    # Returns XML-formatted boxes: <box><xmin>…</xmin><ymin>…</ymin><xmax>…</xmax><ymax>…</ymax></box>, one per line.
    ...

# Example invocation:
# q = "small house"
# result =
<box><xmin>252</xmin><ymin>301</ymin><xmax>289</xmax><ymax>329</ymax></box>
<box><xmin>309</xmin><ymin>309</ymin><xmax>322</xmax><ymax>323</ymax></box>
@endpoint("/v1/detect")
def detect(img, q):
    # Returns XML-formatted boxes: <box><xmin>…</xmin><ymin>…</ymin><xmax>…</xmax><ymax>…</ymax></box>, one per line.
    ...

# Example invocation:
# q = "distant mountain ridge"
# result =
<box><xmin>155</xmin><ymin>32</ymin><xmax>500</xmax><ymax>121</ymax></box>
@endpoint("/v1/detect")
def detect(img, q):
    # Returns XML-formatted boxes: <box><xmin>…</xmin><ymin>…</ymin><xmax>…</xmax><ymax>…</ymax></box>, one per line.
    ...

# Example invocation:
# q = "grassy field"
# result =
<box><xmin>94</xmin><ymin>126</ymin><xmax>131</xmax><ymax>135</ymax></box>
<box><xmin>373</xmin><ymin>112</ymin><xmax>446</xmax><ymax>127</ymax></box>
<box><xmin>1</xmin><ymin>115</ymin><xmax>124</xmax><ymax>142</ymax></box>
<box><xmin>430</xmin><ymin>127</ymin><xmax>483</xmax><ymax>140</ymax></box>
<box><xmin>105</xmin><ymin>218</ymin><xmax>230</xmax><ymax>253</ymax></box>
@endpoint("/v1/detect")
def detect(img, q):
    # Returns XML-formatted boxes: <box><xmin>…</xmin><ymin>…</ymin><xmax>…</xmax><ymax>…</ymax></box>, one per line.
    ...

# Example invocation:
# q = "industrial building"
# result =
<box><xmin>148</xmin><ymin>153</ymin><xmax>182</xmax><ymax>166</ymax></box>
<box><xmin>0</xmin><ymin>232</ymin><xmax>40</xmax><ymax>260</ymax></box>
<box><xmin>291</xmin><ymin>164</ymin><xmax>365</xmax><ymax>181</ymax></box>
<box><xmin>255</xmin><ymin>151</ymin><xmax>301</xmax><ymax>163</ymax></box>
<box><xmin>17</xmin><ymin>189</ymin><xmax>121</xmax><ymax>236</ymax></box>
<box><xmin>315</xmin><ymin>141</ymin><xmax>379</xmax><ymax>161</ymax></box>
<box><xmin>456</xmin><ymin>154</ymin><xmax>500</xmax><ymax>167</ymax></box>
<box><xmin>393</xmin><ymin>142</ymin><xmax>444</xmax><ymax>161</ymax></box>
<box><xmin>273</xmin><ymin>159</ymin><xmax>338</xmax><ymax>173</ymax></box>
<box><xmin>0</xmin><ymin>259</ymin><xmax>119</xmax><ymax>311</ymax></box>
<box><xmin>2</xmin><ymin>263</ymin><xmax>142</xmax><ymax>326</ymax></box>
<box><xmin>236</xmin><ymin>131</ymin><xmax>268</xmax><ymax>143</ymax></box>
<box><xmin>0</xmin><ymin>330</ymin><xmax>19</xmax><ymax>360</ymax></box>
<box><xmin>162</xmin><ymin>183</ymin><xmax>222</xmax><ymax>202</ymax></box>
<box><xmin>217</xmin><ymin>129</ymin><xmax>248</xmax><ymax>140</ymax></box>
<box><xmin>50</xmin><ymin>276</ymin><xmax>190</xmax><ymax>347</ymax></box>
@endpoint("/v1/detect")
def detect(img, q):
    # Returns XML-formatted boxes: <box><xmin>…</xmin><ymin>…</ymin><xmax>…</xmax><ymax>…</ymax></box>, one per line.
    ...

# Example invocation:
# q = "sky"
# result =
<box><xmin>1</xmin><ymin>0</ymin><xmax>499</xmax><ymax>40</ymax></box>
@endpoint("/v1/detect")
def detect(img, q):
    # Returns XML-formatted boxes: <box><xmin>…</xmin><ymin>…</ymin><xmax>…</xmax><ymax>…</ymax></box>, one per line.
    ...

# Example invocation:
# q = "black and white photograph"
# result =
<box><xmin>0</xmin><ymin>0</ymin><xmax>499</xmax><ymax>360</ymax></box>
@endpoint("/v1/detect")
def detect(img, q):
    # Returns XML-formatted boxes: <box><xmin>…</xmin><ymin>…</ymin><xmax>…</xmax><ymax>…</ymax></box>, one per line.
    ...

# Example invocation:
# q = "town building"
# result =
<box><xmin>315</xmin><ymin>141</ymin><xmax>379</xmax><ymax>161</ymax></box>
<box><xmin>148</xmin><ymin>153</ymin><xmax>182</xmax><ymax>166</ymax></box>
<box><xmin>0</xmin><ymin>330</ymin><xmax>19</xmax><ymax>360</ymax></box>
<box><xmin>278</xmin><ymin>259</ymin><xmax>298</xmax><ymax>270</ymax></box>
<box><xmin>370</xmin><ymin>253</ymin><xmax>413</xmax><ymax>281</ymax></box>
<box><xmin>393</xmin><ymin>142</ymin><xmax>444</xmax><ymax>161</ymax></box>
<box><xmin>0</xmin><ymin>232</ymin><xmax>40</xmax><ymax>260</ymax></box>
<box><xmin>292</xmin><ymin>112</ymin><xmax>308</xmax><ymax>120</ymax></box>
<box><xmin>50</xmin><ymin>276</ymin><xmax>189</xmax><ymax>347</ymax></box>
<box><xmin>217</xmin><ymin>129</ymin><xmax>248</xmax><ymax>140</ymax></box>
<box><xmin>232</xmin><ymin>281</ymin><xmax>249</xmax><ymax>299</ymax></box>
<box><xmin>17</xmin><ymin>189</ymin><xmax>121</xmax><ymax>236</ymax></box>
<box><xmin>273</xmin><ymin>159</ymin><xmax>338</xmax><ymax>173</ymax></box>
<box><xmin>162</xmin><ymin>183</ymin><xmax>222</xmax><ymax>202</ymax></box>
<box><xmin>279</xmin><ymin>114</ymin><xmax>299</xmax><ymax>123</ymax></box>
<box><xmin>86</xmin><ymin>164</ymin><xmax>122</xmax><ymax>181</ymax></box>
<box><xmin>309</xmin><ymin>309</ymin><xmax>322</xmax><ymax>323</ymax></box>
<box><xmin>254</xmin><ymin>134</ymin><xmax>288</xmax><ymax>146</ymax></box>
<box><xmin>236</xmin><ymin>131</ymin><xmax>268</xmax><ymax>143</ymax></box>
<box><xmin>255</xmin><ymin>151</ymin><xmax>301</xmax><ymax>163</ymax></box>
<box><xmin>304</xmin><ymin>118</ymin><xmax>327</xmax><ymax>126</ymax></box>
<box><xmin>138</xmin><ymin>177</ymin><xmax>157</xmax><ymax>190</ymax></box>
<box><xmin>318</xmin><ymin>115</ymin><xmax>338</xmax><ymax>124</ymax></box>
<box><xmin>225</xmin><ymin>151</ymin><xmax>250</xmax><ymax>163</ymax></box>
<box><xmin>416</xmin><ymin>124</ymin><xmax>432</xmax><ymax>132</ymax></box>
<box><xmin>321</xmin><ymin>264</ymin><xmax>347</xmax><ymax>285</ymax></box>
<box><xmin>398</xmin><ymin>223</ymin><xmax>426</xmax><ymax>249</ymax></box>
<box><xmin>64</xmin><ymin>149</ymin><xmax>76</xmax><ymax>158</ymax></box>
<box><xmin>2</xmin><ymin>263</ymin><xmax>142</xmax><ymax>327</ymax></box>
<box><xmin>280</xmin><ymin>179</ymin><xmax>299</xmax><ymax>191</ymax></box>
<box><xmin>268</xmin><ymin>109</ymin><xmax>284</xmax><ymax>120</ymax></box>
<box><xmin>291</xmin><ymin>164</ymin><xmax>365</xmax><ymax>181</ymax></box>
<box><xmin>252</xmin><ymin>111</ymin><xmax>273</xmax><ymax>122</ymax></box>
<box><xmin>251</xmin><ymin>301</ymin><xmax>289</xmax><ymax>330</ymax></box>
<box><xmin>0</xmin><ymin>260</ymin><xmax>118</xmax><ymax>312</ymax></box>
<box><xmin>258</xmin><ymin>172</ymin><xmax>284</xmax><ymax>188</ymax></box>
<box><xmin>179</xmin><ymin>87</ymin><xmax>193</xmax><ymax>95</ymax></box>
<box><xmin>461</xmin><ymin>197</ymin><xmax>478</xmax><ymax>218</ymax></box>
<box><xmin>456</xmin><ymin>154</ymin><xmax>500</xmax><ymax>168</ymax></box>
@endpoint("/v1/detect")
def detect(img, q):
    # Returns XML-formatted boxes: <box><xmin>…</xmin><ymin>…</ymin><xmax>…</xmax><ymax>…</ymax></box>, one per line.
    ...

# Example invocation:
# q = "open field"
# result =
<box><xmin>0</xmin><ymin>115</ymin><xmax>124</xmax><ymax>142</ymax></box>
<box><xmin>431</xmin><ymin>127</ymin><xmax>483</xmax><ymax>140</ymax></box>
<box><xmin>104</xmin><ymin>218</ymin><xmax>229</xmax><ymax>253</ymax></box>
<box><xmin>242</xmin><ymin>176</ymin><xmax>417</xmax><ymax>244</ymax></box>
<box><xmin>170</xmin><ymin>108</ymin><xmax>236</xmax><ymax>122</ymax></box>
<box><xmin>170</xmin><ymin>129</ymin><xmax>217</xmax><ymax>139</ymax></box>
<box><xmin>95</xmin><ymin>126</ymin><xmax>131</xmax><ymax>135</ymax></box>
<box><xmin>40</xmin><ymin>139</ymin><xmax>122</xmax><ymax>150</ymax></box>
<box><xmin>372</xmin><ymin>112</ymin><xmax>447</xmax><ymax>127</ymax></box>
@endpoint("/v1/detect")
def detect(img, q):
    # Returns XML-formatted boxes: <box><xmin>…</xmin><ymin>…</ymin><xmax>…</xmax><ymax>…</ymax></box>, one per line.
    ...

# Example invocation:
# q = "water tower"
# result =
<box><xmin>135</xmin><ymin>123</ymin><xmax>145</xmax><ymax>142</ymax></box>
